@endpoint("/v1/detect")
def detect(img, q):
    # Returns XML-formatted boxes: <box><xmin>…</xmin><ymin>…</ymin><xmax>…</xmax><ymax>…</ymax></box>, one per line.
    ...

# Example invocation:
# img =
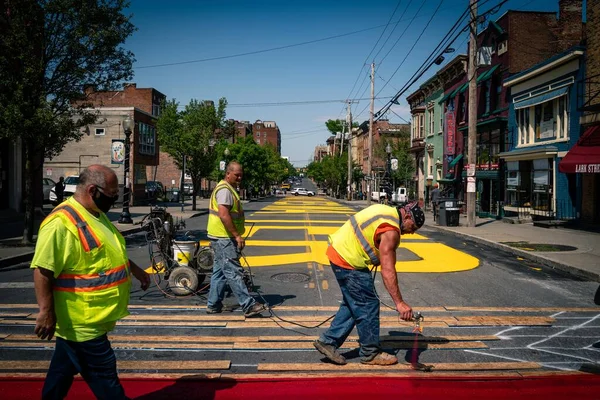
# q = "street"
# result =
<box><xmin>1</xmin><ymin>193</ymin><xmax>599</xmax><ymax>388</ymax></box>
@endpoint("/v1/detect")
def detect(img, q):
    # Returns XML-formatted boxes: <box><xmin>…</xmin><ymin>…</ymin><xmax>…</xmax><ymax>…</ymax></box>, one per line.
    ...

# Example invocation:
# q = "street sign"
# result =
<box><xmin>467</xmin><ymin>176</ymin><xmax>476</xmax><ymax>193</ymax></box>
<box><xmin>391</xmin><ymin>158</ymin><xmax>398</xmax><ymax>171</ymax></box>
<box><xmin>467</xmin><ymin>163</ymin><xmax>476</xmax><ymax>177</ymax></box>
<box><xmin>219</xmin><ymin>160</ymin><xmax>226</xmax><ymax>171</ymax></box>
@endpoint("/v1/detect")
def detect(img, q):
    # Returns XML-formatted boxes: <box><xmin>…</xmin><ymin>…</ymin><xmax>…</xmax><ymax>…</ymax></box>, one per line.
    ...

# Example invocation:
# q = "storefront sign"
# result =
<box><xmin>540</xmin><ymin>119</ymin><xmax>554</xmax><ymax>139</ymax></box>
<box><xmin>477</xmin><ymin>163</ymin><xmax>499</xmax><ymax>170</ymax></box>
<box><xmin>445</xmin><ymin>111</ymin><xmax>456</xmax><ymax>156</ymax></box>
<box><xmin>575</xmin><ymin>164</ymin><xmax>600</xmax><ymax>173</ymax></box>
<box><xmin>111</xmin><ymin>139</ymin><xmax>125</xmax><ymax>164</ymax></box>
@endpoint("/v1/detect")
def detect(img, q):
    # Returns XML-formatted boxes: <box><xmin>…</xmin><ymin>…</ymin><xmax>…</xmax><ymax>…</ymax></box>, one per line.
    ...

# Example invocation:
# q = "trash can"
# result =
<box><xmin>437</xmin><ymin>198</ymin><xmax>460</xmax><ymax>226</ymax></box>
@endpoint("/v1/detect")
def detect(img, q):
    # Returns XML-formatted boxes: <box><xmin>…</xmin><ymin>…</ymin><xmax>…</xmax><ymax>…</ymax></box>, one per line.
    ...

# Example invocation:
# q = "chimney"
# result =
<box><xmin>123</xmin><ymin>82</ymin><xmax>137</xmax><ymax>90</ymax></box>
<box><xmin>558</xmin><ymin>0</ymin><xmax>583</xmax><ymax>51</ymax></box>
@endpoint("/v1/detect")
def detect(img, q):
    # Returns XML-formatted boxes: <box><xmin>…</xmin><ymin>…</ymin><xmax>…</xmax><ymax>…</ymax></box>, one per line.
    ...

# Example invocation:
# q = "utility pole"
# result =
<box><xmin>466</xmin><ymin>0</ymin><xmax>478</xmax><ymax>227</ymax></box>
<box><xmin>346</xmin><ymin>101</ymin><xmax>353</xmax><ymax>201</ymax></box>
<box><xmin>367</xmin><ymin>62</ymin><xmax>375</xmax><ymax>204</ymax></box>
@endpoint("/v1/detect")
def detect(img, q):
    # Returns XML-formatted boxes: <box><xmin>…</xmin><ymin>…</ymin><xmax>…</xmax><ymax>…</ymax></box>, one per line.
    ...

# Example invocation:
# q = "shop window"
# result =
<box><xmin>516</xmin><ymin>96</ymin><xmax>568</xmax><ymax>146</ymax></box>
<box><xmin>138</xmin><ymin>123</ymin><xmax>156</xmax><ymax>156</ymax></box>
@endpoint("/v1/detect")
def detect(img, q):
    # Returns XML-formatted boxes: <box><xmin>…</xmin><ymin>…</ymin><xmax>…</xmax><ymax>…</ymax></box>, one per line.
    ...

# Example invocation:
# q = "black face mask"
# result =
<box><xmin>93</xmin><ymin>188</ymin><xmax>119</xmax><ymax>213</ymax></box>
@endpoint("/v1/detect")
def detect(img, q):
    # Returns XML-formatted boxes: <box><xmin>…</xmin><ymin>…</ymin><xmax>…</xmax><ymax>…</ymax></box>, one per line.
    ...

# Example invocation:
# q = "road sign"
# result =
<box><xmin>467</xmin><ymin>176</ymin><xmax>475</xmax><ymax>183</ymax></box>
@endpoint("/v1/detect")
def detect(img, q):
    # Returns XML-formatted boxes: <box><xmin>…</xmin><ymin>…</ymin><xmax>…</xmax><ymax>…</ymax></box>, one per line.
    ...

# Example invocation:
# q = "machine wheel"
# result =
<box><xmin>168</xmin><ymin>266</ymin><xmax>199</xmax><ymax>295</ymax></box>
<box><xmin>193</xmin><ymin>247</ymin><xmax>214</xmax><ymax>272</ymax></box>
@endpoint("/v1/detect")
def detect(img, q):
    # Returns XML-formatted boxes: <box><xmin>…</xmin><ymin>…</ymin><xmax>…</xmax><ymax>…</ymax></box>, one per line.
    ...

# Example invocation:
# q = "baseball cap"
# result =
<box><xmin>402</xmin><ymin>202</ymin><xmax>425</xmax><ymax>229</ymax></box>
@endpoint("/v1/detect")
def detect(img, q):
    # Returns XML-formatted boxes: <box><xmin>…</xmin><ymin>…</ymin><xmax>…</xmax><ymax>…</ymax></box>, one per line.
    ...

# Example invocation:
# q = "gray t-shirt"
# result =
<box><xmin>215</xmin><ymin>187</ymin><xmax>234</xmax><ymax>207</ymax></box>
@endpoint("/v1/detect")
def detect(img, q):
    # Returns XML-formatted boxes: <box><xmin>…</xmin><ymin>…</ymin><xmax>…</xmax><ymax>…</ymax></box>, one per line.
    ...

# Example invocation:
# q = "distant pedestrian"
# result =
<box><xmin>54</xmin><ymin>177</ymin><xmax>65</xmax><ymax>204</ymax></box>
<box><xmin>206</xmin><ymin>161</ymin><xmax>266</xmax><ymax>317</ymax></box>
<box><xmin>313</xmin><ymin>202</ymin><xmax>425</xmax><ymax>366</ymax></box>
<box><xmin>430</xmin><ymin>183</ymin><xmax>440</xmax><ymax>222</ymax></box>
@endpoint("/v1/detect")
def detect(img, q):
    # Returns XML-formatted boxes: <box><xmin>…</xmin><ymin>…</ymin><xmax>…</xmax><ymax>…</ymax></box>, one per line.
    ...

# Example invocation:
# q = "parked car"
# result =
<box><xmin>292</xmin><ymin>187</ymin><xmax>315</xmax><ymax>196</ymax></box>
<box><xmin>49</xmin><ymin>175</ymin><xmax>78</xmax><ymax>205</ymax></box>
<box><xmin>42</xmin><ymin>178</ymin><xmax>56</xmax><ymax>203</ymax></box>
<box><xmin>183</xmin><ymin>182</ymin><xmax>194</xmax><ymax>195</ymax></box>
<box><xmin>146</xmin><ymin>181</ymin><xmax>165</xmax><ymax>199</ymax></box>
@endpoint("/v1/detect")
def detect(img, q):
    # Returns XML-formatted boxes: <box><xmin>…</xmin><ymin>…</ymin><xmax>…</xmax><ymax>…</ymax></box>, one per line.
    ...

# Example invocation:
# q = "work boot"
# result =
<box><xmin>313</xmin><ymin>340</ymin><xmax>347</xmax><ymax>365</ymax></box>
<box><xmin>244</xmin><ymin>303</ymin><xmax>267</xmax><ymax>318</ymax></box>
<box><xmin>361</xmin><ymin>352</ymin><xmax>398</xmax><ymax>365</ymax></box>
<box><xmin>206</xmin><ymin>305</ymin><xmax>235</xmax><ymax>314</ymax></box>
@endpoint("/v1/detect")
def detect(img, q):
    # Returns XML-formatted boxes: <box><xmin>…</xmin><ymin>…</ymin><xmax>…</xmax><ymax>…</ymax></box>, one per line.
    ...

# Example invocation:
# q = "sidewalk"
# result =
<box><xmin>335</xmin><ymin>198</ymin><xmax>600</xmax><ymax>282</ymax></box>
<box><xmin>0</xmin><ymin>199</ymin><xmax>212</xmax><ymax>270</ymax></box>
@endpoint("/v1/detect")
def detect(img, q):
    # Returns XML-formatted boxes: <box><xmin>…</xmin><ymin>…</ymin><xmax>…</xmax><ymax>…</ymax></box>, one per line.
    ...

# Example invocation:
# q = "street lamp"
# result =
<box><xmin>118</xmin><ymin>115</ymin><xmax>134</xmax><ymax>224</ymax></box>
<box><xmin>383</xmin><ymin>143</ymin><xmax>393</xmax><ymax>201</ymax></box>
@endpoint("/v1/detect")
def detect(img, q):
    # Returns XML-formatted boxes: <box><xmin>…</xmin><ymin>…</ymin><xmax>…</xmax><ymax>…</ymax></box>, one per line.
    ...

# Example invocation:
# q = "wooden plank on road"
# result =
<box><xmin>258</xmin><ymin>361</ymin><xmax>542</xmax><ymax>372</ymax></box>
<box><xmin>0</xmin><ymin>360</ymin><xmax>231</xmax><ymax>371</ymax></box>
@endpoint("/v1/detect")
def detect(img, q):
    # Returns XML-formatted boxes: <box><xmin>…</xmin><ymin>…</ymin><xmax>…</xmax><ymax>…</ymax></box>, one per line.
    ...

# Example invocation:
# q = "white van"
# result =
<box><xmin>391</xmin><ymin>187</ymin><xmax>407</xmax><ymax>205</ymax></box>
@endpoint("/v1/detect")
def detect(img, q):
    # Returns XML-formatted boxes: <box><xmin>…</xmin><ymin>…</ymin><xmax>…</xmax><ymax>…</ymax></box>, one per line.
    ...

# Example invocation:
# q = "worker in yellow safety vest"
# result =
<box><xmin>206</xmin><ymin>161</ymin><xmax>266</xmax><ymax>317</ymax></box>
<box><xmin>32</xmin><ymin>165</ymin><xmax>150</xmax><ymax>400</ymax></box>
<box><xmin>313</xmin><ymin>202</ymin><xmax>425</xmax><ymax>366</ymax></box>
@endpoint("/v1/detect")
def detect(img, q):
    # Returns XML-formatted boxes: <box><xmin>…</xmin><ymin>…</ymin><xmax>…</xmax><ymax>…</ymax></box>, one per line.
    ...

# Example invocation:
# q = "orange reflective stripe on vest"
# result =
<box><xmin>54</xmin><ymin>264</ymin><xmax>129</xmax><ymax>292</ymax></box>
<box><xmin>46</xmin><ymin>204</ymin><xmax>101</xmax><ymax>252</ymax></box>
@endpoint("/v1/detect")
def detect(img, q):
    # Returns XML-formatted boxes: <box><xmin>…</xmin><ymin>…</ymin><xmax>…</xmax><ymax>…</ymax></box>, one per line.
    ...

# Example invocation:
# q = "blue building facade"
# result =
<box><xmin>500</xmin><ymin>47</ymin><xmax>585</xmax><ymax>221</ymax></box>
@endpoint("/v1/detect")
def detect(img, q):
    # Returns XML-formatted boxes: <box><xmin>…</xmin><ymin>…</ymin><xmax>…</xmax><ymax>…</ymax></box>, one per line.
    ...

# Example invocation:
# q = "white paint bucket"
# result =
<box><xmin>173</xmin><ymin>240</ymin><xmax>197</xmax><ymax>266</ymax></box>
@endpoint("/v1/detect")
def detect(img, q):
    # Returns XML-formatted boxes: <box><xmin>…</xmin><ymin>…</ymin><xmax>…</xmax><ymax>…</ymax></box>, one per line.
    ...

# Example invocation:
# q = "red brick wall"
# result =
<box><xmin>82</xmin><ymin>84</ymin><xmax>165</xmax><ymax>116</ymax></box>
<box><xmin>587</xmin><ymin>0</ymin><xmax>600</xmax><ymax>108</ymax></box>
<box><xmin>508</xmin><ymin>12</ymin><xmax>558</xmax><ymax>74</ymax></box>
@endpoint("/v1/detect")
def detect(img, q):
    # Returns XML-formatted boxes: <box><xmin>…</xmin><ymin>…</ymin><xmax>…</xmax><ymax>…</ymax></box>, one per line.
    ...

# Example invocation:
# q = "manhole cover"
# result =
<box><xmin>501</xmin><ymin>242</ymin><xmax>577</xmax><ymax>252</ymax></box>
<box><xmin>271</xmin><ymin>272</ymin><xmax>311</xmax><ymax>283</ymax></box>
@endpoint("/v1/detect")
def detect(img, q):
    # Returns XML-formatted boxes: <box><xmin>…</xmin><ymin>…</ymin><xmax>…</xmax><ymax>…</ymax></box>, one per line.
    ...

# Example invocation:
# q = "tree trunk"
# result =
<box><xmin>22</xmin><ymin>140</ymin><xmax>36</xmax><ymax>244</ymax></box>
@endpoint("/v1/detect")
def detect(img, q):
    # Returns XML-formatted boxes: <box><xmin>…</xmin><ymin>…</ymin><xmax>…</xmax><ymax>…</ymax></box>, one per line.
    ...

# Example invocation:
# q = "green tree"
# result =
<box><xmin>156</xmin><ymin>98</ymin><xmax>228</xmax><ymax>210</ymax></box>
<box><xmin>374</xmin><ymin>129</ymin><xmax>414</xmax><ymax>189</ymax></box>
<box><xmin>0</xmin><ymin>0</ymin><xmax>136</xmax><ymax>243</ymax></box>
<box><xmin>324</xmin><ymin>119</ymin><xmax>359</xmax><ymax>135</ymax></box>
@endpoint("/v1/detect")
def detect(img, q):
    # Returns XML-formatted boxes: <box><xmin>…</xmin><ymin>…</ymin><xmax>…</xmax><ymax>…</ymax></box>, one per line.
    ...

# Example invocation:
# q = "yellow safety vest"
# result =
<box><xmin>329</xmin><ymin>204</ymin><xmax>400</xmax><ymax>269</ymax></box>
<box><xmin>38</xmin><ymin>198</ymin><xmax>131</xmax><ymax>330</ymax></box>
<box><xmin>207</xmin><ymin>180</ymin><xmax>246</xmax><ymax>238</ymax></box>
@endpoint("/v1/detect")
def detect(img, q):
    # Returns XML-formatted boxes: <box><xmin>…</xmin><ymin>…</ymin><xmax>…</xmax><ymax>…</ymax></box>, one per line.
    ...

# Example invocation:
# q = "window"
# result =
<box><xmin>494</xmin><ymin>81</ymin><xmax>502</xmax><ymax>111</ymax></box>
<box><xmin>516</xmin><ymin>95</ymin><xmax>568</xmax><ymax>146</ymax></box>
<box><xmin>459</xmin><ymin>94</ymin><xmax>466</xmax><ymax>122</ymax></box>
<box><xmin>138</xmin><ymin>122</ymin><xmax>156</xmax><ymax>156</ymax></box>
<box><xmin>256</xmin><ymin>132</ymin><xmax>260</xmax><ymax>138</ymax></box>
<box><xmin>427</xmin><ymin>151</ymin><xmax>434</xmax><ymax>175</ymax></box>
<box><xmin>532</xmin><ymin>158</ymin><xmax>553</xmax><ymax>212</ymax></box>
<box><xmin>419</xmin><ymin>114</ymin><xmax>424</xmax><ymax>138</ymax></box>
<box><xmin>428</xmin><ymin>108</ymin><xmax>435</xmax><ymax>136</ymax></box>
<box><xmin>95</xmin><ymin>128</ymin><xmax>105</xmax><ymax>136</ymax></box>
<box><xmin>152</xmin><ymin>104</ymin><xmax>161</xmax><ymax>117</ymax></box>
<box><xmin>497</xmin><ymin>40</ymin><xmax>508</xmax><ymax>55</ymax></box>
<box><xmin>484</xmin><ymin>80</ymin><xmax>492</xmax><ymax>115</ymax></box>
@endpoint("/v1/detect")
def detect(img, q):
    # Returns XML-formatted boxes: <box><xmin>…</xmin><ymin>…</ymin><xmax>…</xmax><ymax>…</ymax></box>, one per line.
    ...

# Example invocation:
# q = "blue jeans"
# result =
<box><xmin>42</xmin><ymin>334</ymin><xmax>126</xmax><ymax>400</ymax></box>
<box><xmin>319</xmin><ymin>262</ymin><xmax>381</xmax><ymax>360</ymax></box>
<box><xmin>207</xmin><ymin>238</ymin><xmax>255</xmax><ymax>313</ymax></box>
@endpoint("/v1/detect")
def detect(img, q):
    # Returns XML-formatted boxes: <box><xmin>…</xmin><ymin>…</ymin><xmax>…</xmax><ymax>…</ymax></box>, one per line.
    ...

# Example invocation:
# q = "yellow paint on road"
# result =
<box><xmin>146</xmin><ymin>196</ymin><xmax>479</xmax><ymax>274</ymax></box>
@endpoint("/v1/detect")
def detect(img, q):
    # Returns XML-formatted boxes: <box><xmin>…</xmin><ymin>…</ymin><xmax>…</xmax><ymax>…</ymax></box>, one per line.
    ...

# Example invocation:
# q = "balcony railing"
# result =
<box><xmin>577</xmin><ymin>73</ymin><xmax>600</xmax><ymax>112</ymax></box>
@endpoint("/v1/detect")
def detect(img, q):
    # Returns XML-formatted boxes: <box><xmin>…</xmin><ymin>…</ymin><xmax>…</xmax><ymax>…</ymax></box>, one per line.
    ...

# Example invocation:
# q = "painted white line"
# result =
<box><xmin>463</xmin><ymin>349</ymin><xmax>574</xmax><ymax>371</ymax></box>
<box><xmin>528</xmin><ymin>314</ymin><xmax>600</xmax><ymax>348</ymax></box>
<box><xmin>494</xmin><ymin>326</ymin><xmax>521</xmax><ymax>336</ymax></box>
<box><xmin>0</xmin><ymin>283</ymin><xmax>34</xmax><ymax>289</ymax></box>
<box><xmin>550</xmin><ymin>311</ymin><xmax>565</xmax><ymax>318</ymax></box>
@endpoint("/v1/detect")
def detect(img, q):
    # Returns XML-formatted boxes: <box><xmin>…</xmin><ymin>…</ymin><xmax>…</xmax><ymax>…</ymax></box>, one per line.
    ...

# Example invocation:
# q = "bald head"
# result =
<box><xmin>225</xmin><ymin>161</ymin><xmax>243</xmax><ymax>186</ymax></box>
<box><xmin>77</xmin><ymin>165</ymin><xmax>117</xmax><ymax>192</ymax></box>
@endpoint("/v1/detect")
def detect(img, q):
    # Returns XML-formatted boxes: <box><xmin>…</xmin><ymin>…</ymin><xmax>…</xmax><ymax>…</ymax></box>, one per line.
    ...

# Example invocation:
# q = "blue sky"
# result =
<box><xmin>126</xmin><ymin>0</ymin><xmax>564</xmax><ymax>167</ymax></box>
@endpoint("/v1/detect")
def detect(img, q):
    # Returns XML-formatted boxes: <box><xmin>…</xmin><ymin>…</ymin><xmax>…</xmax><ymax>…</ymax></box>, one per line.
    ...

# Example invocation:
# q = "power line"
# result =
<box><xmin>373</xmin><ymin>0</ymin><xmax>509</xmax><ymax>121</ymax></box>
<box><xmin>372</xmin><ymin>0</ymin><xmax>416</xmax><ymax>63</ymax></box>
<box><xmin>135</xmin><ymin>7</ymin><xmax>458</xmax><ymax>70</ymax></box>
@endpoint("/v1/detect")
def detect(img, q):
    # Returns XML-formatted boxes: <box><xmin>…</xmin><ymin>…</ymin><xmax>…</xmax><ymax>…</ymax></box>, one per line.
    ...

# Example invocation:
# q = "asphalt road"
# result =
<box><xmin>1</xmin><ymin>188</ymin><xmax>599</xmax><ymax>380</ymax></box>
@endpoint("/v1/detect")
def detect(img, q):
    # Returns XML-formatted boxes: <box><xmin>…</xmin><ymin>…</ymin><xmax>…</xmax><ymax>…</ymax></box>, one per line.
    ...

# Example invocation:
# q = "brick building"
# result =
<box><xmin>559</xmin><ymin>0</ymin><xmax>600</xmax><ymax>226</ymax></box>
<box><xmin>252</xmin><ymin>120</ymin><xmax>281</xmax><ymax>154</ymax></box>
<box><xmin>436</xmin><ymin>0</ymin><xmax>584</xmax><ymax>218</ymax></box>
<box><xmin>47</xmin><ymin>83</ymin><xmax>165</xmax><ymax>204</ymax></box>
<box><xmin>313</xmin><ymin>145</ymin><xmax>328</xmax><ymax>162</ymax></box>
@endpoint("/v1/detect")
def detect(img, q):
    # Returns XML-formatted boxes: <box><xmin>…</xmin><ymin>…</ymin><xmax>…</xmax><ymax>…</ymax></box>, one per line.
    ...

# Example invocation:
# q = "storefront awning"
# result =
<box><xmin>498</xmin><ymin>145</ymin><xmax>558</xmax><ymax>161</ymax></box>
<box><xmin>559</xmin><ymin>126</ymin><xmax>600</xmax><ymax>173</ymax></box>
<box><xmin>448</xmin><ymin>153</ymin><xmax>463</xmax><ymax>168</ymax></box>
<box><xmin>514</xmin><ymin>86</ymin><xmax>569</xmax><ymax>110</ymax></box>
<box><xmin>476</xmin><ymin>64</ymin><xmax>500</xmax><ymax>84</ymax></box>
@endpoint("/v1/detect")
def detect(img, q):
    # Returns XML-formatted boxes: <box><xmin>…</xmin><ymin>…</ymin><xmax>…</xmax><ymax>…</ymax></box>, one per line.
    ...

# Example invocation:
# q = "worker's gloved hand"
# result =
<box><xmin>397</xmin><ymin>301</ymin><xmax>413</xmax><ymax>321</ymax></box>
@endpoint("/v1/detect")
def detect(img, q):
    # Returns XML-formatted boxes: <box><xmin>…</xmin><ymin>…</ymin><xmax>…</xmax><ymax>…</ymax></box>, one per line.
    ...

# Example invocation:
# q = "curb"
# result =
<box><xmin>424</xmin><ymin>224</ymin><xmax>600</xmax><ymax>283</ymax></box>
